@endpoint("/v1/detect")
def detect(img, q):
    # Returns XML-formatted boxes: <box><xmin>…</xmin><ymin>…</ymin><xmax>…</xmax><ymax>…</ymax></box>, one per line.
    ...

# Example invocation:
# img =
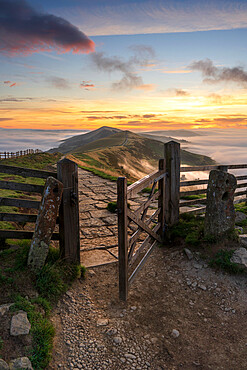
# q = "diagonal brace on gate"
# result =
<box><xmin>127</xmin><ymin>208</ymin><xmax>163</xmax><ymax>243</ymax></box>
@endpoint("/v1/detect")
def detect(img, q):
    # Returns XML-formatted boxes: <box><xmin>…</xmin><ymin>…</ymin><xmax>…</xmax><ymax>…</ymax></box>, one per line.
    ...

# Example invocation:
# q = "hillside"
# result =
<box><xmin>70</xmin><ymin>129</ymin><xmax>216</xmax><ymax>182</ymax></box>
<box><xmin>49</xmin><ymin>126</ymin><xmax>120</xmax><ymax>154</ymax></box>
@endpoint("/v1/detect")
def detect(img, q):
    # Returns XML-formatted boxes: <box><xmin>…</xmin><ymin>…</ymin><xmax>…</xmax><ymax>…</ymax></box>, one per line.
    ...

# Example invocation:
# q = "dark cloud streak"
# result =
<box><xmin>0</xmin><ymin>0</ymin><xmax>94</xmax><ymax>55</ymax></box>
<box><xmin>190</xmin><ymin>58</ymin><xmax>247</xmax><ymax>87</ymax></box>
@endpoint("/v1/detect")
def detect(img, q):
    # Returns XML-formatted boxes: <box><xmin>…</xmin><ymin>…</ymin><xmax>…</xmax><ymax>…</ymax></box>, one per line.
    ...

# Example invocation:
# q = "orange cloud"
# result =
<box><xmin>135</xmin><ymin>84</ymin><xmax>156</xmax><ymax>91</ymax></box>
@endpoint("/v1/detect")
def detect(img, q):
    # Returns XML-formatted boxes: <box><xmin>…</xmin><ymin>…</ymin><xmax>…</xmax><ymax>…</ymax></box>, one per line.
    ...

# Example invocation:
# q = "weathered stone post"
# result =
<box><xmin>204</xmin><ymin>170</ymin><xmax>237</xmax><ymax>239</ymax></box>
<box><xmin>28</xmin><ymin>176</ymin><xmax>63</xmax><ymax>271</ymax></box>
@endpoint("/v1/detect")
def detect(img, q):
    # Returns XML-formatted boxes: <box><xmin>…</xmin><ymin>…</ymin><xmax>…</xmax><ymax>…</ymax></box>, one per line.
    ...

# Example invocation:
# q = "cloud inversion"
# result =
<box><xmin>0</xmin><ymin>0</ymin><xmax>95</xmax><ymax>55</ymax></box>
<box><xmin>190</xmin><ymin>58</ymin><xmax>247</xmax><ymax>87</ymax></box>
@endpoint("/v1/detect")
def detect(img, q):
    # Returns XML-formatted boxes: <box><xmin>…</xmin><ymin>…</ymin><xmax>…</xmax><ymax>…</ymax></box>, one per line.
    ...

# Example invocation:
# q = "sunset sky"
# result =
<box><xmin>1</xmin><ymin>0</ymin><xmax>247</xmax><ymax>131</ymax></box>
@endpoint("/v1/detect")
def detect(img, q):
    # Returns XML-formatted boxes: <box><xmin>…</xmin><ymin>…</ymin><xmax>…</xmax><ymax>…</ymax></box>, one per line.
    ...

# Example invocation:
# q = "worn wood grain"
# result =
<box><xmin>0</xmin><ymin>164</ymin><xmax>56</xmax><ymax>179</ymax></box>
<box><xmin>117</xmin><ymin>177</ymin><xmax>128</xmax><ymax>301</ymax></box>
<box><xmin>0</xmin><ymin>180</ymin><xmax>44</xmax><ymax>194</ymax></box>
<box><xmin>164</xmin><ymin>141</ymin><xmax>180</xmax><ymax>226</ymax></box>
<box><xmin>0</xmin><ymin>197</ymin><xmax>40</xmax><ymax>209</ymax></box>
<box><xmin>57</xmin><ymin>158</ymin><xmax>80</xmax><ymax>264</ymax></box>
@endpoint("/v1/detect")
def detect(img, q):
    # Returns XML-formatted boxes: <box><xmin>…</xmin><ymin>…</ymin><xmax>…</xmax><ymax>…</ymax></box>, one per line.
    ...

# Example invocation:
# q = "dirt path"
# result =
<box><xmin>50</xmin><ymin>244</ymin><xmax>247</xmax><ymax>369</ymax></box>
<box><xmin>49</xmin><ymin>169</ymin><xmax>247</xmax><ymax>369</ymax></box>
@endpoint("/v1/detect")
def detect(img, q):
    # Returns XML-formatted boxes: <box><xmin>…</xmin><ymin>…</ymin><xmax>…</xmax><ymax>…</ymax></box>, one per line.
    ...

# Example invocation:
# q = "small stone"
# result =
<box><xmin>0</xmin><ymin>359</ymin><xmax>9</xmax><ymax>370</ymax></box>
<box><xmin>193</xmin><ymin>263</ymin><xmax>202</xmax><ymax>269</ymax></box>
<box><xmin>230</xmin><ymin>247</ymin><xmax>247</xmax><ymax>269</ymax></box>
<box><xmin>97</xmin><ymin>318</ymin><xmax>109</xmax><ymax>326</ymax></box>
<box><xmin>239</xmin><ymin>235</ymin><xmax>247</xmax><ymax>247</ymax></box>
<box><xmin>198</xmin><ymin>284</ymin><xmax>207</xmax><ymax>291</ymax></box>
<box><xmin>192</xmin><ymin>282</ymin><xmax>197</xmax><ymax>288</ymax></box>
<box><xmin>0</xmin><ymin>303</ymin><xmax>13</xmax><ymax>316</ymax></box>
<box><xmin>184</xmin><ymin>248</ymin><xmax>193</xmax><ymax>260</ymax></box>
<box><xmin>113</xmin><ymin>336</ymin><xmax>122</xmax><ymax>344</ymax></box>
<box><xmin>10</xmin><ymin>311</ymin><xmax>31</xmax><ymax>336</ymax></box>
<box><xmin>130</xmin><ymin>306</ymin><xmax>137</xmax><ymax>311</ymax></box>
<box><xmin>106</xmin><ymin>328</ymin><xmax>117</xmax><ymax>336</ymax></box>
<box><xmin>9</xmin><ymin>357</ymin><xmax>33</xmax><ymax>369</ymax></box>
<box><xmin>235</xmin><ymin>212</ymin><xmax>247</xmax><ymax>223</ymax></box>
<box><xmin>171</xmin><ymin>329</ymin><xmax>180</xmax><ymax>338</ymax></box>
<box><xmin>124</xmin><ymin>353</ymin><xmax>136</xmax><ymax>360</ymax></box>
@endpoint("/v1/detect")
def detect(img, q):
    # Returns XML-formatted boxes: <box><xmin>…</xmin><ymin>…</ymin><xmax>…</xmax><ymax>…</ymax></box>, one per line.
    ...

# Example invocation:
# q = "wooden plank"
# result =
<box><xmin>234</xmin><ymin>190</ymin><xmax>247</xmax><ymax>197</ymax></box>
<box><xmin>179</xmin><ymin>198</ymin><xmax>207</xmax><ymax>207</ymax></box>
<box><xmin>236</xmin><ymin>182</ymin><xmax>247</xmax><ymax>189</ymax></box>
<box><xmin>128</xmin><ymin>208</ymin><xmax>160</xmax><ymax>261</ymax></box>
<box><xmin>134</xmin><ymin>190</ymin><xmax>160</xmax><ymax>216</ymax></box>
<box><xmin>0</xmin><ymin>230</ymin><xmax>59</xmax><ymax>240</ymax></box>
<box><xmin>165</xmin><ymin>141</ymin><xmax>180</xmax><ymax>226</ymax></box>
<box><xmin>236</xmin><ymin>175</ymin><xmax>247</xmax><ymax>181</ymax></box>
<box><xmin>0</xmin><ymin>197</ymin><xmax>40</xmax><ymax>209</ymax></box>
<box><xmin>129</xmin><ymin>223</ymin><xmax>160</xmax><ymax>266</ymax></box>
<box><xmin>0</xmin><ymin>213</ymin><xmax>37</xmax><ymax>222</ymax></box>
<box><xmin>128</xmin><ymin>240</ymin><xmax>158</xmax><ymax>285</ymax></box>
<box><xmin>0</xmin><ymin>164</ymin><xmax>56</xmax><ymax>179</ymax></box>
<box><xmin>228</xmin><ymin>164</ymin><xmax>247</xmax><ymax>169</ymax></box>
<box><xmin>180</xmin><ymin>179</ymin><xmax>209</xmax><ymax>187</ymax></box>
<box><xmin>127</xmin><ymin>209</ymin><xmax>162</xmax><ymax>243</ymax></box>
<box><xmin>180</xmin><ymin>206</ymin><xmax>206</xmax><ymax>215</ymax></box>
<box><xmin>158</xmin><ymin>158</ymin><xmax>166</xmax><ymax>239</ymax></box>
<box><xmin>127</xmin><ymin>169</ymin><xmax>164</xmax><ymax>198</ymax></box>
<box><xmin>180</xmin><ymin>164</ymin><xmax>247</xmax><ymax>172</ymax></box>
<box><xmin>117</xmin><ymin>177</ymin><xmax>128</xmax><ymax>301</ymax></box>
<box><xmin>180</xmin><ymin>189</ymin><xmax>207</xmax><ymax>197</ymax></box>
<box><xmin>180</xmin><ymin>165</ymin><xmax>218</xmax><ymax>172</ymax></box>
<box><xmin>0</xmin><ymin>181</ymin><xmax>44</xmax><ymax>194</ymax></box>
<box><xmin>57</xmin><ymin>158</ymin><xmax>80</xmax><ymax>264</ymax></box>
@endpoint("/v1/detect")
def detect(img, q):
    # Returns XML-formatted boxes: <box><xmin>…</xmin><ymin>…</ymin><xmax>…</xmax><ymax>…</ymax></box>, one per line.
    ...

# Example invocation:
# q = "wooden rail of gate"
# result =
<box><xmin>180</xmin><ymin>164</ymin><xmax>247</xmax><ymax>215</ymax></box>
<box><xmin>0</xmin><ymin>149</ymin><xmax>42</xmax><ymax>160</ymax></box>
<box><xmin>118</xmin><ymin>141</ymin><xmax>180</xmax><ymax>300</ymax></box>
<box><xmin>0</xmin><ymin>157</ymin><xmax>80</xmax><ymax>263</ymax></box>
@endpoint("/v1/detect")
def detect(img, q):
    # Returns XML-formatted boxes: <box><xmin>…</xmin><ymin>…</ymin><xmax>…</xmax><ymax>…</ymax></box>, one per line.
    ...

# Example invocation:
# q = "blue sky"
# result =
<box><xmin>0</xmin><ymin>0</ymin><xmax>247</xmax><ymax>131</ymax></box>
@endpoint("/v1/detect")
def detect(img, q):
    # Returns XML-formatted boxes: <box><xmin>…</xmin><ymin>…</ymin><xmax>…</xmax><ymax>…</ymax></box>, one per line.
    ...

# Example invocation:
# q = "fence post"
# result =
<box><xmin>117</xmin><ymin>177</ymin><xmax>128</xmax><ymax>301</ymax></box>
<box><xmin>164</xmin><ymin>141</ymin><xmax>180</xmax><ymax>226</ymax></box>
<box><xmin>57</xmin><ymin>158</ymin><xmax>80</xmax><ymax>264</ymax></box>
<box><xmin>219</xmin><ymin>165</ymin><xmax>228</xmax><ymax>172</ymax></box>
<box><xmin>158</xmin><ymin>159</ymin><xmax>166</xmax><ymax>239</ymax></box>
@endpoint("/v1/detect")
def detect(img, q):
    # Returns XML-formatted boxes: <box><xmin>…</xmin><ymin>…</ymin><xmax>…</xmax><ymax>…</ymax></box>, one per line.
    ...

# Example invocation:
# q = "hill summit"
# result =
<box><xmin>50</xmin><ymin>126</ymin><xmax>216</xmax><ymax>182</ymax></box>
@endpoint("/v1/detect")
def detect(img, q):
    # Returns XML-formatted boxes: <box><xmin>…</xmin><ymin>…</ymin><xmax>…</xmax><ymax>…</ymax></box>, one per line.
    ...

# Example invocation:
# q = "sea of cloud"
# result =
<box><xmin>180</xmin><ymin>128</ymin><xmax>247</xmax><ymax>165</ymax></box>
<box><xmin>0</xmin><ymin>128</ymin><xmax>88</xmax><ymax>152</ymax></box>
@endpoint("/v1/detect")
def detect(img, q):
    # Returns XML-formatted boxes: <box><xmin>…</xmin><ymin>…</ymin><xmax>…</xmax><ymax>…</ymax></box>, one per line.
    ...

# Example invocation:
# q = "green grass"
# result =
<box><xmin>107</xmin><ymin>201</ymin><xmax>118</xmax><ymax>213</ymax></box>
<box><xmin>0</xmin><ymin>241</ymin><xmax>85</xmax><ymax>369</ymax></box>
<box><xmin>78</xmin><ymin>164</ymin><xmax>118</xmax><ymax>182</ymax></box>
<box><xmin>209</xmin><ymin>249</ymin><xmax>244</xmax><ymax>274</ymax></box>
<box><xmin>12</xmin><ymin>295</ymin><xmax>55</xmax><ymax>369</ymax></box>
<box><xmin>0</xmin><ymin>269</ymin><xmax>14</xmax><ymax>285</ymax></box>
<box><xmin>167</xmin><ymin>213</ymin><xmax>204</xmax><ymax>245</ymax></box>
<box><xmin>235</xmin><ymin>202</ymin><xmax>247</xmax><ymax>214</ymax></box>
<box><xmin>0</xmin><ymin>336</ymin><xmax>3</xmax><ymax>352</ymax></box>
<box><xmin>180</xmin><ymin>194</ymin><xmax>206</xmax><ymax>200</ymax></box>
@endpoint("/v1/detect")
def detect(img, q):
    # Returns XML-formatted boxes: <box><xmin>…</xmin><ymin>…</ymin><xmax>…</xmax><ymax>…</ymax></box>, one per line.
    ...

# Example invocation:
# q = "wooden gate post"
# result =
<box><xmin>117</xmin><ymin>177</ymin><xmax>128</xmax><ymax>301</ymax></box>
<box><xmin>57</xmin><ymin>158</ymin><xmax>80</xmax><ymax>264</ymax></box>
<box><xmin>164</xmin><ymin>141</ymin><xmax>180</xmax><ymax>226</ymax></box>
<box><xmin>158</xmin><ymin>159</ymin><xmax>166</xmax><ymax>239</ymax></box>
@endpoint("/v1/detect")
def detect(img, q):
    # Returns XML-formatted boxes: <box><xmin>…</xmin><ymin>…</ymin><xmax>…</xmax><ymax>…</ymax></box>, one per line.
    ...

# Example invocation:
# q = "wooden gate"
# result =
<box><xmin>117</xmin><ymin>141</ymin><xmax>180</xmax><ymax>300</ymax></box>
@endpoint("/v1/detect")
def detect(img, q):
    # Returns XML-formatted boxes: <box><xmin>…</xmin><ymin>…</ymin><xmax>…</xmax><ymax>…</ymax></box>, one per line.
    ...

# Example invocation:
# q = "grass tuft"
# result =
<box><xmin>209</xmin><ymin>249</ymin><xmax>244</xmax><ymax>274</ymax></box>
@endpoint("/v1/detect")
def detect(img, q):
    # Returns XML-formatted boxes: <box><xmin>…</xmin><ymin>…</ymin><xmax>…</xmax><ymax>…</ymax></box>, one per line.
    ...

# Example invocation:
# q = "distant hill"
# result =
<box><xmin>49</xmin><ymin>126</ymin><xmax>120</xmax><ymax>154</ymax></box>
<box><xmin>65</xmin><ymin>128</ymin><xmax>216</xmax><ymax>182</ymax></box>
<box><xmin>140</xmin><ymin>133</ymin><xmax>188</xmax><ymax>144</ymax></box>
<box><xmin>142</xmin><ymin>129</ymin><xmax>202</xmax><ymax>137</ymax></box>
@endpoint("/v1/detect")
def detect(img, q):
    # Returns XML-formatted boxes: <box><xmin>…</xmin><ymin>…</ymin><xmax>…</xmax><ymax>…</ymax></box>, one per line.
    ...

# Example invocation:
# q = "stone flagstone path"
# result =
<box><xmin>78</xmin><ymin>169</ymin><xmax>119</xmax><ymax>267</ymax></box>
<box><xmin>78</xmin><ymin>168</ymin><xmax>158</xmax><ymax>267</ymax></box>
